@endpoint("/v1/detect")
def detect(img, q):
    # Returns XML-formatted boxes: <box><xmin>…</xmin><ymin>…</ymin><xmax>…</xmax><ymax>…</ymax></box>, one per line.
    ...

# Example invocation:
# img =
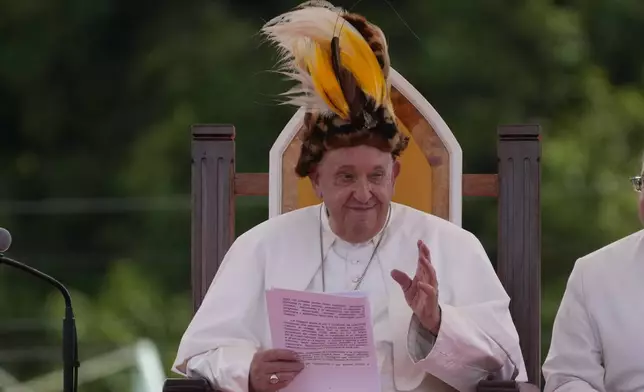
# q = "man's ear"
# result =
<box><xmin>392</xmin><ymin>160</ymin><xmax>401</xmax><ymax>181</ymax></box>
<box><xmin>309</xmin><ymin>170</ymin><xmax>323</xmax><ymax>199</ymax></box>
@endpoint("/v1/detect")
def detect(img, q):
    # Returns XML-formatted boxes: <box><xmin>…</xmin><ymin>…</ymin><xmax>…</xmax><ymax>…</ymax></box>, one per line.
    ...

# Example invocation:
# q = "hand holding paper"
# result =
<box><xmin>266</xmin><ymin>288</ymin><xmax>380</xmax><ymax>392</ymax></box>
<box><xmin>249</xmin><ymin>349</ymin><xmax>304</xmax><ymax>392</ymax></box>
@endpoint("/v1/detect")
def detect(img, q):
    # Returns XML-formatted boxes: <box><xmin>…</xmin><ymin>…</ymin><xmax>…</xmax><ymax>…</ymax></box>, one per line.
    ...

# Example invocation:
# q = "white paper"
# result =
<box><xmin>266</xmin><ymin>288</ymin><xmax>380</xmax><ymax>392</ymax></box>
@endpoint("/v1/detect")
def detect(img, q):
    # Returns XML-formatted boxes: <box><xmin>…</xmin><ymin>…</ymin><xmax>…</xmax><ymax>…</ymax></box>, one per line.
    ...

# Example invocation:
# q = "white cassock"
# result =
<box><xmin>172</xmin><ymin>203</ymin><xmax>527</xmax><ymax>392</ymax></box>
<box><xmin>543</xmin><ymin>229</ymin><xmax>644</xmax><ymax>392</ymax></box>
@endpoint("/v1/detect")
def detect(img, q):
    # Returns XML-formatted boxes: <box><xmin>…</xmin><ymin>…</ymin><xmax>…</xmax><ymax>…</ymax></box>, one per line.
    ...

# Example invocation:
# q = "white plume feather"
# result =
<box><xmin>261</xmin><ymin>3</ymin><xmax>362</xmax><ymax>112</ymax></box>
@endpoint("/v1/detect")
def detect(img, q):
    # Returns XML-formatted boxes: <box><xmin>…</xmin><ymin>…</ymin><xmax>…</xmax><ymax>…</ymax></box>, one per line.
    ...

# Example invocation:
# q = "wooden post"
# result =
<box><xmin>191</xmin><ymin>124</ymin><xmax>235</xmax><ymax>313</ymax></box>
<box><xmin>497</xmin><ymin>124</ymin><xmax>541</xmax><ymax>387</ymax></box>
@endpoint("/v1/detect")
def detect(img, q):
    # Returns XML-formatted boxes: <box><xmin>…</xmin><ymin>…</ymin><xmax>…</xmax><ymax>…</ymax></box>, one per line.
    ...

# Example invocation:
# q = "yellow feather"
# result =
<box><xmin>337</xmin><ymin>26</ymin><xmax>386</xmax><ymax>106</ymax></box>
<box><xmin>261</xmin><ymin>6</ymin><xmax>389</xmax><ymax>116</ymax></box>
<box><xmin>305</xmin><ymin>43</ymin><xmax>349</xmax><ymax>118</ymax></box>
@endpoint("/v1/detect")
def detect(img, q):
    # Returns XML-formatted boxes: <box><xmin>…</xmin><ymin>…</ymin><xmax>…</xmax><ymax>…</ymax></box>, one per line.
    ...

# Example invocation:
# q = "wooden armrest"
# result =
<box><xmin>163</xmin><ymin>377</ymin><xmax>538</xmax><ymax>392</ymax></box>
<box><xmin>477</xmin><ymin>380</ymin><xmax>540</xmax><ymax>392</ymax></box>
<box><xmin>163</xmin><ymin>378</ymin><xmax>217</xmax><ymax>392</ymax></box>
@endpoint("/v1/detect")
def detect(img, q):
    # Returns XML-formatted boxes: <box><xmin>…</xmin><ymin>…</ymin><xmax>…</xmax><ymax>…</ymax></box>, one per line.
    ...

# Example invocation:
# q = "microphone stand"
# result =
<box><xmin>0</xmin><ymin>251</ymin><xmax>79</xmax><ymax>392</ymax></box>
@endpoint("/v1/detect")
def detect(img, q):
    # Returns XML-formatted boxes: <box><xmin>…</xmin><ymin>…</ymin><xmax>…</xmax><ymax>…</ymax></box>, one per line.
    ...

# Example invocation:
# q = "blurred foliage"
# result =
<box><xmin>44</xmin><ymin>260</ymin><xmax>192</xmax><ymax>371</ymax></box>
<box><xmin>1</xmin><ymin>0</ymin><xmax>644</xmax><ymax>388</ymax></box>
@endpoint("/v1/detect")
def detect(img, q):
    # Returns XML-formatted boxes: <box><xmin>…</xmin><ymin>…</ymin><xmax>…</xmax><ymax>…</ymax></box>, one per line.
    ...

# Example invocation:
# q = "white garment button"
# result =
<box><xmin>352</xmin><ymin>259</ymin><xmax>360</xmax><ymax>264</ymax></box>
<box><xmin>352</xmin><ymin>276</ymin><xmax>360</xmax><ymax>283</ymax></box>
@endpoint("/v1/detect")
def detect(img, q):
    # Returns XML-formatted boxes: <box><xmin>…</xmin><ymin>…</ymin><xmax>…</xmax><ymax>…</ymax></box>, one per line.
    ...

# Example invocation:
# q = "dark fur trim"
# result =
<box><xmin>294</xmin><ymin>114</ymin><xmax>409</xmax><ymax>177</ymax></box>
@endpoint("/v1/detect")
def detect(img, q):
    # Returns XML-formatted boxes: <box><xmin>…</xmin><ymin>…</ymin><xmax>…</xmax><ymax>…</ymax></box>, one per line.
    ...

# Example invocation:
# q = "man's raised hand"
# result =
<box><xmin>390</xmin><ymin>240</ymin><xmax>441</xmax><ymax>335</ymax></box>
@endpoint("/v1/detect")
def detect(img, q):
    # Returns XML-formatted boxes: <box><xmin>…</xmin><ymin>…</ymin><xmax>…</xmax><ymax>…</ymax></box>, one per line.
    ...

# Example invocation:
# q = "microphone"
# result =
<box><xmin>0</xmin><ymin>228</ymin><xmax>79</xmax><ymax>392</ymax></box>
<box><xmin>0</xmin><ymin>228</ymin><xmax>11</xmax><ymax>253</ymax></box>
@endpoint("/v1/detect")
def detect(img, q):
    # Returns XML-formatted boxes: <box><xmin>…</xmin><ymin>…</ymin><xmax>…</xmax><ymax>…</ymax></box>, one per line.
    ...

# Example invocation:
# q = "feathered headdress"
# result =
<box><xmin>261</xmin><ymin>1</ymin><xmax>409</xmax><ymax>177</ymax></box>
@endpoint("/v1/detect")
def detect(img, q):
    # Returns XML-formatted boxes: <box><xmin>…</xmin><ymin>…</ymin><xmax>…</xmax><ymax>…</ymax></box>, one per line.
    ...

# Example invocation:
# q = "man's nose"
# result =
<box><xmin>352</xmin><ymin>178</ymin><xmax>372</xmax><ymax>202</ymax></box>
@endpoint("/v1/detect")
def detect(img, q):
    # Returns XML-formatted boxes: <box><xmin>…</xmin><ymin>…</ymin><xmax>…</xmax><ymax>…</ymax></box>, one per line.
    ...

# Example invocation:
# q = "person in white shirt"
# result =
<box><xmin>542</xmin><ymin>158</ymin><xmax>644</xmax><ymax>392</ymax></box>
<box><xmin>171</xmin><ymin>2</ymin><xmax>526</xmax><ymax>392</ymax></box>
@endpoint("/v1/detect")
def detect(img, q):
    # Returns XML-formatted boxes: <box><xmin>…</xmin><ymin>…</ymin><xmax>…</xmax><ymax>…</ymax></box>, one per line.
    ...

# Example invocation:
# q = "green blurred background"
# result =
<box><xmin>1</xmin><ymin>0</ymin><xmax>643</xmax><ymax>390</ymax></box>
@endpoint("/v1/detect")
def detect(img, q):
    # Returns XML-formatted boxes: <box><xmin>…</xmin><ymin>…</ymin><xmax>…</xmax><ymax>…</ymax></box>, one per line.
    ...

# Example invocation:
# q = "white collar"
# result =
<box><xmin>319</xmin><ymin>203</ymin><xmax>392</xmax><ymax>256</ymax></box>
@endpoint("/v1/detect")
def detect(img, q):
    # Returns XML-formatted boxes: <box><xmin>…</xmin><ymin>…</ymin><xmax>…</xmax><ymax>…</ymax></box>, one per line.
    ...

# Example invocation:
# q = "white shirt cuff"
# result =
<box><xmin>408</xmin><ymin>313</ymin><xmax>437</xmax><ymax>362</ymax></box>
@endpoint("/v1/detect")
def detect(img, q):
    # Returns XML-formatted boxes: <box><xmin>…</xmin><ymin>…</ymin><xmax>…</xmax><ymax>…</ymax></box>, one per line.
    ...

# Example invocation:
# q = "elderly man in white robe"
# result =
<box><xmin>172</xmin><ymin>3</ymin><xmax>526</xmax><ymax>392</ymax></box>
<box><xmin>542</xmin><ymin>158</ymin><xmax>644</xmax><ymax>392</ymax></box>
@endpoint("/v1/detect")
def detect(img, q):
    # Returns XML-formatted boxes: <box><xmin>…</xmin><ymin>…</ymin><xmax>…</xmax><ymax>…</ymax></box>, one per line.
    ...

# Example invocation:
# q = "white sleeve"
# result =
<box><xmin>542</xmin><ymin>262</ymin><xmax>605</xmax><ymax>392</ymax></box>
<box><xmin>184</xmin><ymin>347</ymin><xmax>258</xmax><ymax>392</ymax></box>
<box><xmin>171</xmin><ymin>231</ymin><xmax>268</xmax><ymax>392</ymax></box>
<box><xmin>408</xmin><ymin>232</ymin><xmax>527</xmax><ymax>392</ymax></box>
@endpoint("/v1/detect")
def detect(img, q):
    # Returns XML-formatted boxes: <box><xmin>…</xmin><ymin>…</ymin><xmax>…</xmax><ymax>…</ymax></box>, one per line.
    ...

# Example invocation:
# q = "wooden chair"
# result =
<box><xmin>163</xmin><ymin>69</ymin><xmax>542</xmax><ymax>392</ymax></box>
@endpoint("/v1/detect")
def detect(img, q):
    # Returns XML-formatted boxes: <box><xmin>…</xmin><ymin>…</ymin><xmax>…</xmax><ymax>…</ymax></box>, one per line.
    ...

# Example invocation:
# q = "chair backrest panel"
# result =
<box><xmin>390</xmin><ymin>86</ymin><xmax>449</xmax><ymax>219</ymax></box>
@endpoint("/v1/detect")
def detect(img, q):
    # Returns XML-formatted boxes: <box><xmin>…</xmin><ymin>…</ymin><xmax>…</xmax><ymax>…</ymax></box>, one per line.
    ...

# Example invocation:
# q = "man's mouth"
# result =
<box><xmin>347</xmin><ymin>205</ymin><xmax>375</xmax><ymax>211</ymax></box>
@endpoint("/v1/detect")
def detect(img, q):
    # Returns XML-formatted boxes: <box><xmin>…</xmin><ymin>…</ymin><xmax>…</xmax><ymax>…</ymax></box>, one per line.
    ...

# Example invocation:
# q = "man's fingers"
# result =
<box><xmin>419</xmin><ymin>254</ymin><xmax>438</xmax><ymax>287</ymax></box>
<box><xmin>251</xmin><ymin>350</ymin><xmax>304</xmax><ymax>392</ymax></box>
<box><xmin>427</xmin><ymin>260</ymin><xmax>438</xmax><ymax>288</ymax></box>
<box><xmin>265</xmin><ymin>370</ymin><xmax>300</xmax><ymax>384</ymax></box>
<box><xmin>418</xmin><ymin>241</ymin><xmax>432</xmax><ymax>268</ymax></box>
<box><xmin>255</xmin><ymin>370</ymin><xmax>299</xmax><ymax>392</ymax></box>
<box><xmin>264</xmin><ymin>360</ymin><xmax>305</xmax><ymax>374</ymax></box>
<box><xmin>418</xmin><ymin>282</ymin><xmax>437</xmax><ymax>300</ymax></box>
<box><xmin>391</xmin><ymin>269</ymin><xmax>419</xmax><ymax>304</ymax></box>
<box><xmin>391</xmin><ymin>269</ymin><xmax>412</xmax><ymax>291</ymax></box>
<box><xmin>416</xmin><ymin>240</ymin><xmax>426</xmax><ymax>280</ymax></box>
<box><xmin>419</xmin><ymin>240</ymin><xmax>430</xmax><ymax>258</ymax></box>
<box><xmin>273</xmin><ymin>371</ymin><xmax>299</xmax><ymax>383</ymax></box>
<box><xmin>261</xmin><ymin>349</ymin><xmax>301</xmax><ymax>362</ymax></box>
<box><xmin>266</xmin><ymin>371</ymin><xmax>299</xmax><ymax>392</ymax></box>
<box><xmin>416</xmin><ymin>240</ymin><xmax>438</xmax><ymax>287</ymax></box>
